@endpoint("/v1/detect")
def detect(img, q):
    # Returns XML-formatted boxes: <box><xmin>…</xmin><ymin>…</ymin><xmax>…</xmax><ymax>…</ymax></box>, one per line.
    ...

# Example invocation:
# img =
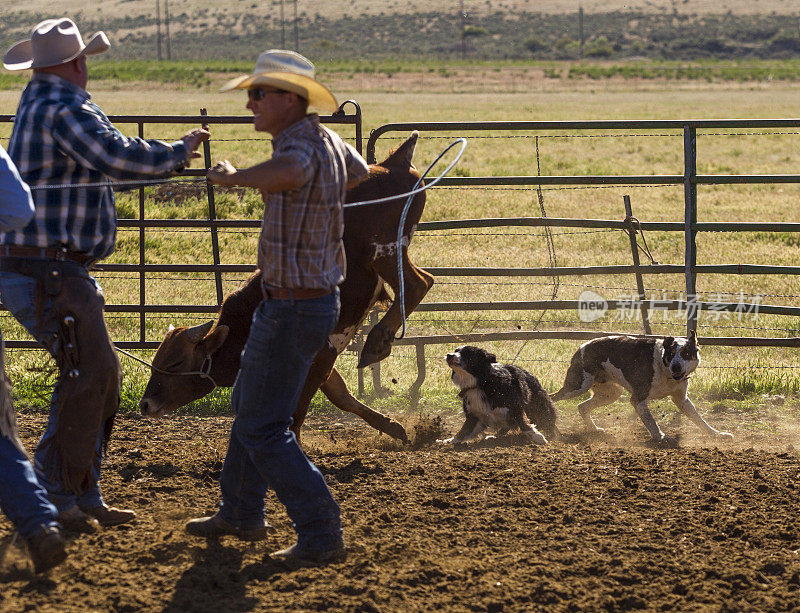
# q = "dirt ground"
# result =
<box><xmin>2</xmin><ymin>406</ymin><xmax>800</xmax><ymax>613</ymax></box>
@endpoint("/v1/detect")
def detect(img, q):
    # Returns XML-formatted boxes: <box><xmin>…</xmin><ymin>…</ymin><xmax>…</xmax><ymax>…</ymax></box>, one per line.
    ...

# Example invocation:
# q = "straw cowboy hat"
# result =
<box><xmin>221</xmin><ymin>49</ymin><xmax>338</xmax><ymax>113</ymax></box>
<box><xmin>3</xmin><ymin>18</ymin><xmax>110</xmax><ymax>71</ymax></box>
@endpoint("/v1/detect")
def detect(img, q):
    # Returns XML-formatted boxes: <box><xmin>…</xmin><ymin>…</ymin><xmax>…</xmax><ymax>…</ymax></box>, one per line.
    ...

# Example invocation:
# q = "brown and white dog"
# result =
<box><xmin>550</xmin><ymin>332</ymin><xmax>731</xmax><ymax>446</ymax></box>
<box><xmin>443</xmin><ymin>345</ymin><xmax>559</xmax><ymax>446</ymax></box>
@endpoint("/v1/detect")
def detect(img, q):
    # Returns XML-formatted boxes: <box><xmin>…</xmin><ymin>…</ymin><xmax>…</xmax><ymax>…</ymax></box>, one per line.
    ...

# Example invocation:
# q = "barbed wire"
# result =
<box><xmin>70</xmin><ymin>270</ymin><xmax>800</xmax><ymax>300</ymax></box>
<box><xmin>417</xmin><ymin>229</ymin><xmax>618</xmax><ymax>237</ymax></box>
<box><xmin>380</xmin><ymin>131</ymin><xmax>800</xmax><ymax>140</ymax></box>
<box><xmin>434</xmin><ymin>183</ymin><xmax>678</xmax><ymax>192</ymax></box>
<box><xmin>385</xmin><ymin>352</ymin><xmax>800</xmax><ymax>369</ymax></box>
<box><xmin>407</xmin><ymin>317</ymin><xmax>800</xmax><ymax>332</ymax></box>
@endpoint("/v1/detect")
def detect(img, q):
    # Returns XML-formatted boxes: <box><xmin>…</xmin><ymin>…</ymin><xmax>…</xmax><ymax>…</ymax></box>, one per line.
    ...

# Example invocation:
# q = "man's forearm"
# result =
<box><xmin>212</xmin><ymin>158</ymin><xmax>305</xmax><ymax>192</ymax></box>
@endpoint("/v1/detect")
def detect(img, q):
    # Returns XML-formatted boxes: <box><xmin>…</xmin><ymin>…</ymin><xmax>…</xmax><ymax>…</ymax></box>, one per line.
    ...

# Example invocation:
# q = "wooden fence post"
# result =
<box><xmin>623</xmin><ymin>195</ymin><xmax>652</xmax><ymax>334</ymax></box>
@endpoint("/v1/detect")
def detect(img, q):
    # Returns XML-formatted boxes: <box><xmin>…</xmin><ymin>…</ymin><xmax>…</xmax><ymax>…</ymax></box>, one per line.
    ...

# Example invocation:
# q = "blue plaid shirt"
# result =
<box><xmin>1</xmin><ymin>73</ymin><xmax>189</xmax><ymax>262</ymax></box>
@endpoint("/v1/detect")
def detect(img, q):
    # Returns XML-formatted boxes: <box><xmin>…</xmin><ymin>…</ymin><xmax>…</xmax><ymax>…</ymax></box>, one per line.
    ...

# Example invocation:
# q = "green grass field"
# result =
<box><xmin>0</xmin><ymin>64</ymin><xmax>799</xmax><ymax>426</ymax></box>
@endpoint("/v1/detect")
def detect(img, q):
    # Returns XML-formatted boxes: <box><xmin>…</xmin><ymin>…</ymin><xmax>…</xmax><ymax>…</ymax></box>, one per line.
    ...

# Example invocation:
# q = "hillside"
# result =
<box><xmin>1</xmin><ymin>1</ymin><xmax>800</xmax><ymax>62</ymax></box>
<box><xmin>1</xmin><ymin>0</ymin><xmax>799</xmax><ymax>20</ymax></box>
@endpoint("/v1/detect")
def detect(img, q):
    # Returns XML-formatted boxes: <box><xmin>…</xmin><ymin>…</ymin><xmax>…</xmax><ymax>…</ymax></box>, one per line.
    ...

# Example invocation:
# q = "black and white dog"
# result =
<box><xmin>550</xmin><ymin>332</ymin><xmax>731</xmax><ymax>446</ymax></box>
<box><xmin>443</xmin><ymin>345</ymin><xmax>559</xmax><ymax>446</ymax></box>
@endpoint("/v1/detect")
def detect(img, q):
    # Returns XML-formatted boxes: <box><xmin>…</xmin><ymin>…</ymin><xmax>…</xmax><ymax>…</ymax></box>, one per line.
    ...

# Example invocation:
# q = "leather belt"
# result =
<box><xmin>261</xmin><ymin>283</ymin><xmax>331</xmax><ymax>301</ymax></box>
<box><xmin>1</xmin><ymin>245</ymin><xmax>92</xmax><ymax>266</ymax></box>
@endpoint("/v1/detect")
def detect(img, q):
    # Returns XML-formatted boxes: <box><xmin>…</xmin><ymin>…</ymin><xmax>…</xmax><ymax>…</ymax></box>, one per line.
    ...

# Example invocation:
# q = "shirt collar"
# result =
<box><xmin>29</xmin><ymin>72</ymin><xmax>90</xmax><ymax>102</ymax></box>
<box><xmin>272</xmin><ymin>113</ymin><xmax>319</xmax><ymax>149</ymax></box>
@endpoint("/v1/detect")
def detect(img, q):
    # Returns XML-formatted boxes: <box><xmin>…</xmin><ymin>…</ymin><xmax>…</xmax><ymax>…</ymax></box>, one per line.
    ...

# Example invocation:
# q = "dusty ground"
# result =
<box><xmin>2</xmin><ymin>406</ymin><xmax>800</xmax><ymax>612</ymax></box>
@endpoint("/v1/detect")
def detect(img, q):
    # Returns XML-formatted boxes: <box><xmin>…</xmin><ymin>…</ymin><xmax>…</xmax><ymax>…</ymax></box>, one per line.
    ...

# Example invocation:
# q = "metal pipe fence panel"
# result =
<box><xmin>0</xmin><ymin>112</ymin><xmax>797</xmax><ymax>377</ymax></box>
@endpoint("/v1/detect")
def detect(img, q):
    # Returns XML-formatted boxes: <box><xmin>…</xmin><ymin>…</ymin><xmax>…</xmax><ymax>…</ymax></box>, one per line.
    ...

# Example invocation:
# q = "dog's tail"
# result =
<box><xmin>550</xmin><ymin>351</ymin><xmax>591</xmax><ymax>402</ymax></box>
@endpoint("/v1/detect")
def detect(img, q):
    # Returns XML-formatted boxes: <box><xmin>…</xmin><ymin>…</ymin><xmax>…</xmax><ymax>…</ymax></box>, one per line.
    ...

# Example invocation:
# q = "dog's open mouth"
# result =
<box><xmin>672</xmin><ymin>371</ymin><xmax>685</xmax><ymax>380</ymax></box>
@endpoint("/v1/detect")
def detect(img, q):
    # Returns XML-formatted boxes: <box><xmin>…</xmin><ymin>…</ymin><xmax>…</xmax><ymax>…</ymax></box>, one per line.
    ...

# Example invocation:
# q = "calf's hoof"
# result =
<box><xmin>383</xmin><ymin>419</ymin><xmax>409</xmax><ymax>442</ymax></box>
<box><xmin>358</xmin><ymin>325</ymin><xmax>393</xmax><ymax>368</ymax></box>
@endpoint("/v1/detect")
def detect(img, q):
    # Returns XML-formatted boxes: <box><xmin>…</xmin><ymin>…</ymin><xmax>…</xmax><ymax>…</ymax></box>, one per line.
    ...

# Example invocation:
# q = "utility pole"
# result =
<box><xmin>459</xmin><ymin>0</ymin><xmax>466</xmax><ymax>60</ymax></box>
<box><xmin>156</xmin><ymin>0</ymin><xmax>162</xmax><ymax>61</ymax></box>
<box><xmin>165</xmin><ymin>0</ymin><xmax>172</xmax><ymax>60</ymax></box>
<box><xmin>294</xmin><ymin>0</ymin><xmax>299</xmax><ymax>51</ymax></box>
<box><xmin>280</xmin><ymin>0</ymin><xmax>285</xmax><ymax>47</ymax></box>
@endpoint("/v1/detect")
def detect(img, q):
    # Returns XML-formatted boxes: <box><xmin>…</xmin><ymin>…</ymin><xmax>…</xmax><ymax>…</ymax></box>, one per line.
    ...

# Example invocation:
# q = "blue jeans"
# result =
<box><xmin>0</xmin><ymin>270</ymin><xmax>107</xmax><ymax>512</ymax></box>
<box><xmin>0</xmin><ymin>430</ymin><xmax>59</xmax><ymax>538</ymax></box>
<box><xmin>219</xmin><ymin>289</ymin><xmax>343</xmax><ymax>552</ymax></box>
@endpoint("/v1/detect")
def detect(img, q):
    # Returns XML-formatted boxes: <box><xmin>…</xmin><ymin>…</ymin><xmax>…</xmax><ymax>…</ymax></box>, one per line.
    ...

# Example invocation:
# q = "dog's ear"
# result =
<box><xmin>661</xmin><ymin>336</ymin><xmax>675</xmax><ymax>365</ymax></box>
<box><xmin>487</xmin><ymin>352</ymin><xmax>497</xmax><ymax>363</ymax></box>
<box><xmin>687</xmin><ymin>329</ymin><xmax>698</xmax><ymax>347</ymax></box>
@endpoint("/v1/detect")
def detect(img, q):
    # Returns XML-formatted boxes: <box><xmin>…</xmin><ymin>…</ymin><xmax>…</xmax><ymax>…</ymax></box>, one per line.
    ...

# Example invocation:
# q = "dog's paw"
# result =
<box><xmin>436</xmin><ymin>437</ymin><xmax>455</xmax><ymax>445</ymax></box>
<box><xmin>714</xmin><ymin>430</ymin><xmax>734</xmax><ymax>439</ymax></box>
<box><xmin>522</xmin><ymin>430</ymin><xmax>548</xmax><ymax>445</ymax></box>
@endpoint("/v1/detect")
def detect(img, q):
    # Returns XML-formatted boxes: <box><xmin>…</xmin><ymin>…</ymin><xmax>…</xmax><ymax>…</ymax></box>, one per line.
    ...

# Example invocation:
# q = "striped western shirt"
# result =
<box><xmin>258</xmin><ymin>114</ymin><xmax>369</xmax><ymax>291</ymax></box>
<box><xmin>1</xmin><ymin>73</ymin><xmax>189</xmax><ymax>262</ymax></box>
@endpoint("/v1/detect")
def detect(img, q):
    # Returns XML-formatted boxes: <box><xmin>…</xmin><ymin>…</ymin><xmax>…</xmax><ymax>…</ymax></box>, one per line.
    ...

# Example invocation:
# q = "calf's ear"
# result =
<box><xmin>380</xmin><ymin>131</ymin><xmax>418</xmax><ymax>169</ymax></box>
<box><xmin>200</xmin><ymin>325</ymin><xmax>229</xmax><ymax>355</ymax></box>
<box><xmin>186</xmin><ymin>320</ymin><xmax>214</xmax><ymax>344</ymax></box>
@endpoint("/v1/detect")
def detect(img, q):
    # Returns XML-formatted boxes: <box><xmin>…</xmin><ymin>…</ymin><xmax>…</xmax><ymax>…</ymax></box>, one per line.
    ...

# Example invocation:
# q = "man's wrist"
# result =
<box><xmin>172</xmin><ymin>140</ymin><xmax>190</xmax><ymax>173</ymax></box>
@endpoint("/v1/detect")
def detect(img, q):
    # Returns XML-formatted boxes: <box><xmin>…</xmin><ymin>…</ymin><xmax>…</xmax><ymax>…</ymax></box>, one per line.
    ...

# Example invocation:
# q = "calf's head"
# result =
<box><xmin>139</xmin><ymin>321</ymin><xmax>229</xmax><ymax>417</ymax></box>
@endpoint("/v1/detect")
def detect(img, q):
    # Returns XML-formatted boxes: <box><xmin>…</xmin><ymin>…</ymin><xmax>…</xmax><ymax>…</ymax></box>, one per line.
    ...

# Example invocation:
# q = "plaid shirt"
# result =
<box><xmin>1</xmin><ymin>73</ymin><xmax>189</xmax><ymax>262</ymax></box>
<box><xmin>258</xmin><ymin>114</ymin><xmax>369</xmax><ymax>291</ymax></box>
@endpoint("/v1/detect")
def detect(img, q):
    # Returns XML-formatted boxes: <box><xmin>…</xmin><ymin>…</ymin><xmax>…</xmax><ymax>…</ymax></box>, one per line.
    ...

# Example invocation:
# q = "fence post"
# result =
<box><xmin>683</xmin><ymin>126</ymin><xmax>698</xmax><ymax>335</ymax></box>
<box><xmin>408</xmin><ymin>342</ymin><xmax>426</xmax><ymax>403</ymax></box>
<box><xmin>138</xmin><ymin>121</ymin><xmax>146</xmax><ymax>345</ymax></box>
<box><xmin>200</xmin><ymin>108</ymin><xmax>224</xmax><ymax>306</ymax></box>
<box><xmin>367</xmin><ymin>310</ymin><xmax>383</xmax><ymax>395</ymax></box>
<box><xmin>623</xmin><ymin>195</ymin><xmax>652</xmax><ymax>335</ymax></box>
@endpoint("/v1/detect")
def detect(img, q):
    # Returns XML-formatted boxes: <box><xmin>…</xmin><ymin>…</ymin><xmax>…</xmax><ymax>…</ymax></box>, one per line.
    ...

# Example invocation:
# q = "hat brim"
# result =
<box><xmin>3</xmin><ymin>31</ymin><xmax>110</xmax><ymax>71</ymax></box>
<box><xmin>221</xmin><ymin>72</ymin><xmax>339</xmax><ymax>113</ymax></box>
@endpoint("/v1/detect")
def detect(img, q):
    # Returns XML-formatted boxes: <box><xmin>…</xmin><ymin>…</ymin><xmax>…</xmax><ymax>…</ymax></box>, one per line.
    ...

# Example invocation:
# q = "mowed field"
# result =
<box><xmin>0</xmin><ymin>72</ymin><xmax>800</xmax><ymax>610</ymax></box>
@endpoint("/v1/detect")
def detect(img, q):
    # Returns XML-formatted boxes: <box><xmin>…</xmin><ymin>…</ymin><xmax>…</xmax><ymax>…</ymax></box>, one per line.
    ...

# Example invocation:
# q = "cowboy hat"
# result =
<box><xmin>221</xmin><ymin>49</ymin><xmax>338</xmax><ymax>113</ymax></box>
<box><xmin>3</xmin><ymin>18</ymin><xmax>110</xmax><ymax>71</ymax></box>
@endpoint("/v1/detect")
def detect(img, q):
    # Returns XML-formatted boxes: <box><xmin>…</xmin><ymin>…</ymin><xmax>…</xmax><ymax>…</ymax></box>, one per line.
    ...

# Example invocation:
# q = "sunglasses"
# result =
<box><xmin>247</xmin><ymin>88</ymin><xmax>287</xmax><ymax>101</ymax></box>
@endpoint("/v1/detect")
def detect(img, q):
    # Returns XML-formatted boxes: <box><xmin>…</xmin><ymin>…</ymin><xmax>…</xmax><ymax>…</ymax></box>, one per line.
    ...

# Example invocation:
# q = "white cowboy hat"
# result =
<box><xmin>221</xmin><ymin>49</ymin><xmax>338</xmax><ymax>113</ymax></box>
<box><xmin>3</xmin><ymin>18</ymin><xmax>110</xmax><ymax>71</ymax></box>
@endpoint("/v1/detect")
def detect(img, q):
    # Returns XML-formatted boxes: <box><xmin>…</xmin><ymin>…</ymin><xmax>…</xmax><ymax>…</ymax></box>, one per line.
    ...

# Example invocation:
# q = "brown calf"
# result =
<box><xmin>139</xmin><ymin>133</ymin><xmax>434</xmax><ymax>443</ymax></box>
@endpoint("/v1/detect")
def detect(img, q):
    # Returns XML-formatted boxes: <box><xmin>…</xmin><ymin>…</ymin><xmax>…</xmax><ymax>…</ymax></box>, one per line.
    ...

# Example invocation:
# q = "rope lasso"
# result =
<box><xmin>108</xmin><ymin>137</ymin><xmax>467</xmax><ymax>379</ymax></box>
<box><xmin>24</xmin><ymin>137</ymin><xmax>468</xmax><ymax>212</ymax></box>
<box><xmin>394</xmin><ymin>137</ymin><xmax>467</xmax><ymax>340</ymax></box>
<box><xmin>114</xmin><ymin>345</ymin><xmax>219</xmax><ymax>389</ymax></box>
